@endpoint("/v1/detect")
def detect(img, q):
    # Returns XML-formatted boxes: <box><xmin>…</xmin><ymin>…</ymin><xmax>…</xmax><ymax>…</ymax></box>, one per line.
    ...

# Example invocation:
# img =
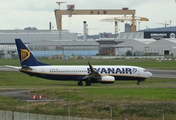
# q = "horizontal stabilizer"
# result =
<box><xmin>5</xmin><ymin>65</ymin><xmax>21</xmax><ymax>70</ymax></box>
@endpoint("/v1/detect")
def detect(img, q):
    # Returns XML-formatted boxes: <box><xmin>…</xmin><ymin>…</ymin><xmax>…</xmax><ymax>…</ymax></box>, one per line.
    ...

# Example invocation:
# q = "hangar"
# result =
<box><xmin>114</xmin><ymin>31</ymin><xmax>176</xmax><ymax>56</ymax></box>
<box><xmin>114</xmin><ymin>38</ymin><xmax>156</xmax><ymax>56</ymax></box>
<box><xmin>147</xmin><ymin>39</ymin><xmax>176</xmax><ymax>56</ymax></box>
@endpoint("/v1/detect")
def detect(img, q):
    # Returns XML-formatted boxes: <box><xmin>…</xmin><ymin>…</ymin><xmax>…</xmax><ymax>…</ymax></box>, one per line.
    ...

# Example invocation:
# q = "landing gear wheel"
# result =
<box><xmin>137</xmin><ymin>82</ymin><xmax>140</xmax><ymax>85</ymax></box>
<box><xmin>78</xmin><ymin>81</ymin><xmax>83</xmax><ymax>86</ymax></box>
<box><xmin>86</xmin><ymin>81</ymin><xmax>91</xmax><ymax>86</ymax></box>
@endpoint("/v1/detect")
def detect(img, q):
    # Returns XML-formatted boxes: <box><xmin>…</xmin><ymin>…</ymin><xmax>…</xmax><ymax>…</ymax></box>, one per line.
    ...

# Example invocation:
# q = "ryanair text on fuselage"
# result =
<box><xmin>87</xmin><ymin>68</ymin><xmax>137</xmax><ymax>74</ymax></box>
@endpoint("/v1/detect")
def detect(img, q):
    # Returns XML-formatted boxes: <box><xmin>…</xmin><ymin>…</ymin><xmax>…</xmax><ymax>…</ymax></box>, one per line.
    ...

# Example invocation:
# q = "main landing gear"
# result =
<box><xmin>78</xmin><ymin>81</ymin><xmax>83</xmax><ymax>86</ymax></box>
<box><xmin>77</xmin><ymin>81</ymin><xmax>92</xmax><ymax>86</ymax></box>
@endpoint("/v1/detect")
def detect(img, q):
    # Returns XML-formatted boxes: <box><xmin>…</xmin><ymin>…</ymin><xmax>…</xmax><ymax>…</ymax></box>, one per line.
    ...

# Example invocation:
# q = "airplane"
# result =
<box><xmin>7</xmin><ymin>39</ymin><xmax>152</xmax><ymax>86</ymax></box>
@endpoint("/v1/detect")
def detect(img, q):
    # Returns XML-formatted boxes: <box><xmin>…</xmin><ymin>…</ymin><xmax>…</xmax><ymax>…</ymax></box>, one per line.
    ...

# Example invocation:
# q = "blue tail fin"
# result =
<box><xmin>15</xmin><ymin>39</ymin><xmax>48</xmax><ymax>66</ymax></box>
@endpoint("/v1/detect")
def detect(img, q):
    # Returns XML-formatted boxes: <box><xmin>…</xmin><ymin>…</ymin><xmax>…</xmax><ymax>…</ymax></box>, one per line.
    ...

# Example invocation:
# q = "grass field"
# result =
<box><xmin>2</xmin><ymin>58</ymin><xmax>176</xmax><ymax>69</ymax></box>
<box><xmin>0</xmin><ymin>58</ymin><xmax>176</xmax><ymax>119</ymax></box>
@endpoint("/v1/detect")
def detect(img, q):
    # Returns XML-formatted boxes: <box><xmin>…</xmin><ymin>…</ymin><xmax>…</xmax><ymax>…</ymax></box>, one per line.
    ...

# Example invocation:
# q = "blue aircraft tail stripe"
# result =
<box><xmin>15</xmin><ymin>39</ymin><xmax>48</xmax><ymax>66</ymax></box>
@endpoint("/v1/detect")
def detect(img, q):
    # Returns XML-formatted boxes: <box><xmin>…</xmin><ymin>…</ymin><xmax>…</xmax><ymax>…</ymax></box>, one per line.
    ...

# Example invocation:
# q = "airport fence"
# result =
<box><xmin>0</xmin><ymin>110</ymin><xmax>111</xmax><ymax>120</ymax></box>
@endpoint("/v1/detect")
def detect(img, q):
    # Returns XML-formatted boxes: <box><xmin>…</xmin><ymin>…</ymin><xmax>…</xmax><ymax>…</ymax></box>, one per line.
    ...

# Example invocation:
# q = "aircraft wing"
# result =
<box><xmin>82</xmin><ymin>62</ymin><xmax>101</xmax><ymax>80</ymax></box>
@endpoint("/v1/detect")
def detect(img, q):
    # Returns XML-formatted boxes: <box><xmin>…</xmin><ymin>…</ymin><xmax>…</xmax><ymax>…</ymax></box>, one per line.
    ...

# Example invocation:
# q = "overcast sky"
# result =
<box><xmin>0</xmin><ymin>0</ymin><xmax>175</xmax><ymax>35</ymax></box>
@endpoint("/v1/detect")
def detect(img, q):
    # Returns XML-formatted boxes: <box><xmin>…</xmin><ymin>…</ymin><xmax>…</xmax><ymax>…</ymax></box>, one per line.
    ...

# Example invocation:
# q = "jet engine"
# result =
<box><xmin>100</xmin><ymin>76</ymin><xmax>115</xmax><ymax>84</ymax></box>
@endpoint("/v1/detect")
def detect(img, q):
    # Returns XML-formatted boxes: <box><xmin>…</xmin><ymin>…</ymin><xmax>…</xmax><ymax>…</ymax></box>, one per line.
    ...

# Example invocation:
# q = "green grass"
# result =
<box><xmin>1</xmin><ymin>58</ymin><xmax>176</xmax><ymax>69</ymax></box>
<box><xmin>0</xmin><ymin>58</ymin><xmax>176</xmax><ymax>119</ymax></box>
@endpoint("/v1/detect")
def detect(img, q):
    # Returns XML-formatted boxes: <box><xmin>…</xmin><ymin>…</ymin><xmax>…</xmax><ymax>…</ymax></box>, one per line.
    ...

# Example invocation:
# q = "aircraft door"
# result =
<box><xmin>41</xmin><ymin>68</ymin><xmax>45</xmax><ymax>76</ymax></box>
<box><xmin>136</xmin><ymin>69</ymin><xmax>140</xmax><ymax>76</ymax></box>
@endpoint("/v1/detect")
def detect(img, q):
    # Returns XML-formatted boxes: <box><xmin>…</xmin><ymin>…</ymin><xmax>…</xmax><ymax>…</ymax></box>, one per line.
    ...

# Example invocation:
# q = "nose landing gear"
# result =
<box><xmin>137</xmin><ymin>79</ymin><xmax>145</xmax><ymax>85</ymax></box>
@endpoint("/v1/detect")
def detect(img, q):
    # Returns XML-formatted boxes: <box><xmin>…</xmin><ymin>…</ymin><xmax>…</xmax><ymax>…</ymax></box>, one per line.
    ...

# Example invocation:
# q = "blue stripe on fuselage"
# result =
<box><xmin>20</xmin><ymin>70</ymin><xmax>146</xmax><ymax>81</ymax></box>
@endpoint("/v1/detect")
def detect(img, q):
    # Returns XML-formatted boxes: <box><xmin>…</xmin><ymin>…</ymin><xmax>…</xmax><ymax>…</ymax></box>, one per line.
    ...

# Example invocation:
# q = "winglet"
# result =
<box><xmin>88</xmin><ymin>62</ymin><xmax>96</xmax><ymax>73</ymax></box>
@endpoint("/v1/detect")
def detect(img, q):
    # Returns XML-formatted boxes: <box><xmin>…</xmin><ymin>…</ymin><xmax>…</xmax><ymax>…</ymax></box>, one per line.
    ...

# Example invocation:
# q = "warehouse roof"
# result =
<box><xmin>148</xmin><ymin>39</ymin><xmax>176</xmax><ymax>47</ymax></box>
<box><xmin>133</xmin><ymin>39</ymin><xmax>156</xmax><ymax>44</ymax></box>
<box><xmin>114</xmin><ymin>38</ymin><xmax>156</xmax><ymax>48</ymax></box>
<box><xmin>114</xmin><ymin>39</ymin><xmax>145</xmax><ymax>48</ymax></box>
<box><xmin>29</xmin><ymin>40</ymin><xmax>99</xmax><ymax>46</ymax></box>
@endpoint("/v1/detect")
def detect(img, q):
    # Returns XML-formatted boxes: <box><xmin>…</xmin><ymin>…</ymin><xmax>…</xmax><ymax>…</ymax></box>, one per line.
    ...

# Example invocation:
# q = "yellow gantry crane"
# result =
<box><xmin>54</xmin><ymin>4</ymin><xmax>136</xmax><ymax>31</ymax></box>
<box><xmin>100</xmin><ymin>16</ymin><xmax>149</xmax><ymax>37</ymax></box>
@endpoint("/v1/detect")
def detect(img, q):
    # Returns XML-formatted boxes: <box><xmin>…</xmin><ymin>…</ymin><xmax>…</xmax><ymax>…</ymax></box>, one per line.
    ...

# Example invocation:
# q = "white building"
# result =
<box><xmin>0</xmin><ymin>30</ymin><xmax>78</xmax><ymax>44</ymax></box>
<box><xmin>114</xmin><ymin>31</ymin><xmax>176</xmax><ymax>56</ymax></box>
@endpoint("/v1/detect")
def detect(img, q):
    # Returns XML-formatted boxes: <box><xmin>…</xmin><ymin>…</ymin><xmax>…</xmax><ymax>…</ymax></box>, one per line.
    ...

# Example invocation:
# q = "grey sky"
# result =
<box><xmin>0</xmin><ymin>0</ymin><xmax>175</xmax><ymax>35</ymax></box>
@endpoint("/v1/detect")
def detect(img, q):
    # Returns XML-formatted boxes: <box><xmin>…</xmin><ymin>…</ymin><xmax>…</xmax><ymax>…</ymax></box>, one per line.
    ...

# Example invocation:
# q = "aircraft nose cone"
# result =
<box><xmin>148</xmin><ymin>72</ymin><xmax>153</xmax><ymax>77</ymax></box>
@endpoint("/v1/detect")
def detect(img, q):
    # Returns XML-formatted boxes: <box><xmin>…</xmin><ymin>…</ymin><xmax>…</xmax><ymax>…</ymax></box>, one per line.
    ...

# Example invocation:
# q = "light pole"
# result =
<box><xmin>63</xmin><ymin>104</ymin><xmax>70</xmax><ymax>120</ymax></box>
<box><xmin>156</xmin><ymin>110</ymin><xmax>164</xmax><ymax>120</ymax></box>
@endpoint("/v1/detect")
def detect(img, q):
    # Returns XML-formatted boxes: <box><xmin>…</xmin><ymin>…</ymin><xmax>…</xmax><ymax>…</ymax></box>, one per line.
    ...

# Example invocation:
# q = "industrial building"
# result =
<box><xmin>0</xmin><ymin>30</ymin><xmax>76</xmax><ymax>55</ymax></box>
<box><xmin>28</xmin><ymin>40</ymin><xmax>99</xmax><ymax>57</ymax></box>
<box><xmin>114</xmin><ymin>31</ymin><xmax>176</xmax><ymax>56</ymax></box>
<box><xmin>1</xmin><ymin>30</ymin><xmax>176</xmax><ymax>58</ymax></box>
<box><xmin>0</xmin><ymin>29</ymin><xmax>100</xmax><ymax>58</ymax></box>
<box><xmin>0</xmin><ymin>30</ymin><xmax>78</xmax><ymax>43</ymax></box>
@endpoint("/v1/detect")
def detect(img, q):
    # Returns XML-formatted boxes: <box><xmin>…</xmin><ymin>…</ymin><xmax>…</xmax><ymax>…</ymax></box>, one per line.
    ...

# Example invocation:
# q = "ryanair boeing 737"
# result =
<box><xmin>7</xmin><ymin>39</ymin><xmax>152</xmax><ymax>86</ymax></box>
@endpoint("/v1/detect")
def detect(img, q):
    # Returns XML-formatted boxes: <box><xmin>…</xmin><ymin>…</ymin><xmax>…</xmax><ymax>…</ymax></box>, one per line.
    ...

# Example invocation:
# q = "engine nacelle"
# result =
<box><xmin>100</xmin><ymin>76</ymin><xmax>115</xmax><ymax>84</ymax></box>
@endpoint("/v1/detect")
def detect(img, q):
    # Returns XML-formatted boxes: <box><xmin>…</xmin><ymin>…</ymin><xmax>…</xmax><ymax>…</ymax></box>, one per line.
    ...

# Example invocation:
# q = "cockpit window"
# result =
<box><xmin>143</xmin><ymin>70</ymin><xmax>148</xmax><ymax>72</ymax></box>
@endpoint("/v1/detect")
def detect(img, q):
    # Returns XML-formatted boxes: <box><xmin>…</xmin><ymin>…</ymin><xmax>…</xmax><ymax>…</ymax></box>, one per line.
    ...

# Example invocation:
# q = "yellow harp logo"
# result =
<box><xmin>20</xmin><ymin>49</ymin><xmax>30</xmax><ymax>62</ymax></box>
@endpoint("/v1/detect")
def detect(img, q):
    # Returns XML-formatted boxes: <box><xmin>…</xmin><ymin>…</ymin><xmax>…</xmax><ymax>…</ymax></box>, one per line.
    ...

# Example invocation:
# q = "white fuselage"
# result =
<box><xmin>20</xmin><ymin>65</ymin><xmax>152</xmax><ymax>81</ymax></box>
